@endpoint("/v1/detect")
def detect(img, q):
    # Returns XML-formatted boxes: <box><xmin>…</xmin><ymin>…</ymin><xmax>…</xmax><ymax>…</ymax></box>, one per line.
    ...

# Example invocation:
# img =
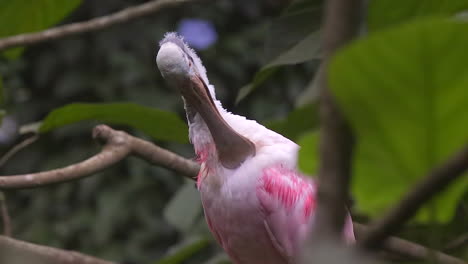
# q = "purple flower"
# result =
<box><xmin>177</xmin><ymin>19</ymin><xmax>218</xmax><ymax>50</ymax></box>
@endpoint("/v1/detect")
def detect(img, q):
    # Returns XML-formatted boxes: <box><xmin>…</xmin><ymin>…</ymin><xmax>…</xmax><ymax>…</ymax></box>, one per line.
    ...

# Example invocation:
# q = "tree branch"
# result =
<box><xmin>0</xmin><ymin>235</ymin><xmax>115</xmax><ymax>264</ymax></box>
<box><xmin>444</xmin><ymin>233</ymin><xmax>468</xmax><ymax>251</ymax></box>
<box><xmin>0</xmin><ymin>125</ymin><xmax>198</xmax><ymax>190</ymax></box>
<box><xmin>0</xmin><ymin>135</ymin><xmax>39</xmax><ymax>168</ymax></box>
<box><xmin>354</xmin><ymin>223</ymin><xmax>466</xmax><ymax>264</ymax></box>
<box><xmin>312</xmin><ymin>0</ymin><xmax>361</xmax><ymax>240</ymax></box>
<box><xmin>0</xmin><ymin>0</ymin><xmax>199</xmax><ymax>51</ymax></box>
<box><xmin>360</xmin><ymin>145</ymin><xmax>468</xmax><ymax>250</ymax></box>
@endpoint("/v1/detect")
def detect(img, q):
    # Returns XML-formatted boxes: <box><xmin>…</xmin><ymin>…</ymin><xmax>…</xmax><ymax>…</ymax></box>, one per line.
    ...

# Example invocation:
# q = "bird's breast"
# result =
<box><xmin>199</xmin><ymin>163</ymin><xmax>289</xmax><ymax>264</ymax></box>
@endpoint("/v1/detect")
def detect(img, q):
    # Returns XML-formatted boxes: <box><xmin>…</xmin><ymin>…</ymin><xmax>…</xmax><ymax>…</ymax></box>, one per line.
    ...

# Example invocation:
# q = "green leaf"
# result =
<box><xmin>236</xmin><ymin>32</ymin><xmax>321</xmax><ymax>103</ymax></box>
<box><xmin>0</xmin><ymin>0</ymin><xmax>82</xmax><ymax>58</ymax></box>
<box><xmin>163</xmin><ymin>181</ymin><xmax>202</xmax><ymax>233</ymax></box>
<box><xmin>40</xmin><ymin>103</ymin><xmax>188</xmax><ymax>143</ymax></box>
<box><xmin>265</xmin><ymin>103</ymin><xmax>318</xmax><ymax>141</ymax></box>
<box><xmin>295</xmin><ymin>65</ymin><xmax>323</xmax><ymax>106</ymax></box>
<box><xmin>205</xmin><ymin>253</ymin><xmax>231</xmax><ymax>264</ymax></box>
<box><xmin>263</xmin><ymin>0</ymin><xmax>322</xmax><ymax>63</ymax></box>
<box><xmin>236</xmin><ymin>0</ymin><xmax>321</xmax><ymax>102</ymax></box>
<box><xmin>154</xmin><ymin>237</ymin><xmax>210</xmax><ymax>264</ymax></box>
<box><xmin>369</xmin><ymin>0</ymin><xmax>468</xmax><ymax>32</ymax></box>
<box><xmin>236</xmin><ymin>67</ymin><xmax>279</xmax><ymax>103</ymax></box>
<box><xmin>298</xmin><ymin>131</ymin><xmax>319</xmax><ymax>176</ymax></box>
<box><xmin>329</xmin><ymin>18</ymin><xmax>468</xmax><ymax>222</ymax></box>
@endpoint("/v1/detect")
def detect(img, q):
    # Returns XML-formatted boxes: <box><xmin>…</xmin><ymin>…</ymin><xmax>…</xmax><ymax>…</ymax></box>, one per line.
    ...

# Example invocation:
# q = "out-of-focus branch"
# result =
<box><xmin>444</xmin><ymin>233</ymin><xmax>468</xmax><ymax>251</ymax></box>
<box><xmin>311</xmin><ymin>0</ymin><xmax>361</xmax><ymax>241</ymax></box>
<box><xmin>0</xmin><ymin>0</ymin><xmax>198</xmax><ymax>51</ymax></box>
<box><xmin>0</xmin><ymin>125</ymin><xmax>198</xmax><ymax>190</ymax></box>
<box><xmin>0</xmin><ymin>135</ymin><xmax>39</xmax><ymax>168</ymax></box>
<box><xmin>360</xmin><ymin>146</ymin><xmax>468</xmax><ymax>250</ymax></box>
<box><xmin>354</xmin><ymin>223</ymin><xmax>466</xmax><ymax>264</ymax></box>
<box><xmin>0</xmin><ymin>235</ymin><xmax>115</xmax><ymax>264</ymax></box>
<box><xmin>0</xmin><ymin>192</ymin><xmax>11</xmax><ymax>236</ymax></box>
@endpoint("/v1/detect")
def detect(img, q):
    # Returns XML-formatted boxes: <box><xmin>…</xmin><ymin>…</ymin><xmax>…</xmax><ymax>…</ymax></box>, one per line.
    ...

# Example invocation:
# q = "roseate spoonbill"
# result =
<box><xmin>156</xmin><ymin>33</ymin><xmax>354</xmax><ymax>264</ymax></box>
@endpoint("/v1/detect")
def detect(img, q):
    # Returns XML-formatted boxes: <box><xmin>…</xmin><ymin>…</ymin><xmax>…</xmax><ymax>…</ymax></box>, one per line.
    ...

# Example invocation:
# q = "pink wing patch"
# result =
<box><xmin>257</xmin><ymin>165</ymin><xmax>317</xmax><ymax>259</ymax></box>
<box><xmin>260</xmin><ymin>165</ymin><xmax>316</xmax><ymax>221</ymax></box>
<box><xmin>257</xmin><ymin>165</ymin><xmax>356</xmax><ymax>257</ymax></box>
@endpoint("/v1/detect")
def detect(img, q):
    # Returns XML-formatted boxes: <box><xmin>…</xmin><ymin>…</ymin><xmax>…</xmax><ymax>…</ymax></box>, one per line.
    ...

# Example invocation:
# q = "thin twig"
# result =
<box><xmin>444</xmin><ymin>233</ymin><xmax>468</xmax><ymax>251</ymax></box>
<box><xmin>354</xmin><ymin>223</ymin><xmax>466</xmax><ymax>264</ymax></box>
<box><xmin>360</xmin><ymin>146</ymin><xmax>468</xmax><ymax>250</ymax></box>
<box><xmin>0</xmin><ymin>0</ymin><xmax>199</xmax><ymax>51</ymax></box>
<box><xmin>0</xmin><ymin>125</ymin><xmax>198</xmax><ymax>190</ymax></box>
<box><xmin>0</xmin><ymin>235</ymin><xmax>115</xmax><ymax>264</ymax></box>
<box><xmin>0</xmin><ymin>134</ymin><xmax>39</xmax><ymax>168</ymax></box>
<box><xmin>0</xmin><ymin>192</ymin><xmax>12</xmax><ymax>236</ymax></box>
<box><xmin>311</xmin><ymin>0</ymin><xmax>361</xmax><ymax>241</ymax></box>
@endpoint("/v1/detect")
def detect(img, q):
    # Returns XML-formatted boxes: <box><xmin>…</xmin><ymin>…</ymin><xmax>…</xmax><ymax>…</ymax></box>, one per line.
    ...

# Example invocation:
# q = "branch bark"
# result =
<box><xmin>354</xmin><ymin>223</ymin><xmax>466</xmax><ymax>264</ymax></box>
<box><xmin>0</xmin><ymin>125</ymin><xmax>198</xmax><ymax>190</ymax></box>
<box><xmin>360</xmin><ymin>145</ymin><xmax>468</xmax><ymax>250</ymax></box>
<box><xmin>444</xmin><ymin>233</ymin><xmax>468</xmax><ymax>251</ymax></box>
<box><xmin>0</xmin><ymin>235</ymin><xmax>115</xmax><ymax>264</ymax></box>
<box><xmin>0</xmin><ymin>0</ymin><xmax>198</xmax><ymax>51</ymax></box>
<box><xmin>311</xmin><ymin>0</ymin><xmax>361</xmax><ymax>240</ymax></box>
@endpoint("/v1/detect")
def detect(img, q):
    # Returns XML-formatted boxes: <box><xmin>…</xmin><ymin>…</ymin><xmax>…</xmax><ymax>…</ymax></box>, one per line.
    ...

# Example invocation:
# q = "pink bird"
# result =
<box><xmin>156</xmin><ymin>33</ymin><xmax>354</xmax><ymax>264</ymax></box>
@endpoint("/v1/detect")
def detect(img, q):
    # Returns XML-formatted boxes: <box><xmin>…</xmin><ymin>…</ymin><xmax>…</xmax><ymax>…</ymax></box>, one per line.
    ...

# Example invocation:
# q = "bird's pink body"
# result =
<box><xmin>191</xmin><ymin>104</ymin><xmax>354</xmax><ymax>264</ymax></box>
<box><xmin>156</xmin><ymin>33</ymin><xmax>354</xmax><ymax>263</ymax></box>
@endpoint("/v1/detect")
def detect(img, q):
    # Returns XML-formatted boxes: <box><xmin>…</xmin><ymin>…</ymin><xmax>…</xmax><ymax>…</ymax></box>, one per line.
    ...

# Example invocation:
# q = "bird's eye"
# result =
<box><xmin>187</xmin><ymin>56</ymin><xmax>195</xmax><ymax>67</ymax></box>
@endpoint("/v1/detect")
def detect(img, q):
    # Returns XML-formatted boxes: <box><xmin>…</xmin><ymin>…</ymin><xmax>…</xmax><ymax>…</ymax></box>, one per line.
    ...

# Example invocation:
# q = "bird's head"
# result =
<box><xmin>156</xmin><ymin>33</ymin><xmax>255</xmax><ymax>170</ymax></box>
<box><xmin>156</xmin><ymin>40</ymin><xmax>190</xmax><ymax>81</ymax></box>
<box><xmin>156</xmin><ymin>33</ymin><xmax>211</xmax><ymax>95</ymax></box>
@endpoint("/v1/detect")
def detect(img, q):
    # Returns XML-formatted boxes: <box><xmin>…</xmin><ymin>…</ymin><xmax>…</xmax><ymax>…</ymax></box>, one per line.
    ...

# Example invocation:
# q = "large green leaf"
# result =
<box><xmin>163</xmin><ymin>181</ymin><xmax>202</xmax><ymax>233</ymax></box>
<box><xmin>369</xmin><ymin>0</ymin><xmax>468</xmax><ymax>32</ymax></box>
<box><xmin>265</xmin><ymin>103</ymin><xmax>318</xmax><ymax>141</ymax></box>
<box><xmin>328</xmin><ymin>19</ymin><xmax>468</xmax><ymax>222</ymax></box>
<box><xmin>298</xmin><ymin>131</ymin><xmax>319</xmax><ymax>176</ymax></box>
<box><xmin>236</xmin><ymin>0</ymin><xmax>321</xmax><ymax>102</ymax></box>
<box><xmin>263</xmin><ymin>0</ymin><xmax>322</xmax><ymax>64</ymax></box>
<box><xmin>40</xmin><ymin>103</ymin><xmax>188</xmax><ymax>143</ymax></box>
<box><xmin>236</xmin><ymin>32</ymin><xmax>321</xmax><ymax>103</ymax></box>
<box><xmin>0</xmin><ymin>0</ymin><xmax>82</xmax><ymax>58</ymax></box>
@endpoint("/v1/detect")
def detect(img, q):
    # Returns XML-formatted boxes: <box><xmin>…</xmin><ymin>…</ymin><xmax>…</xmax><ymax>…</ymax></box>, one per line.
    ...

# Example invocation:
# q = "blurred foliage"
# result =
<box><xmin>154</xmin><ymin>236</ymin><xmax>210</xmax><ymax>264</ymax></box>
<box><xmin>0</xmin><ymin>0</ymin><xmax>82</xmax><ymax>58</ymax></box>
<box><xmin>297</xmin><ymin>131</ymin><xmax>318</xmax><ymax>175</ymax></box>
<box><xmin>329</xmin><ymin>19</ymin><xmax>468</xmax><ymax>222</ymax></box>
<box><xmin>266</xmin><ymin>103</ymin><xmax>317</xmax><ymax>141</ymax></box>
<box><xmin>40</xmin><ymin>103</ymin><xmax>188</xmax><ymax>143</ymax></box>
<box><xmin>236</xmin><ymin>0</ymin><xmax>321</xmax><ymax>102</ymax></box>
<box><xmin>0</xmin><ymin>0</ymin><xmax>467</xmax><ymax>263</ymax></box>
<box><xmin>299</xmin><ymin>0</ymin><xmax>468</xmax><ymax>260</ymax></box>
<box><xmin>368</xmin><ymin>0</ymin><xmax>468</xmax><ymax>31</ymax></box>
